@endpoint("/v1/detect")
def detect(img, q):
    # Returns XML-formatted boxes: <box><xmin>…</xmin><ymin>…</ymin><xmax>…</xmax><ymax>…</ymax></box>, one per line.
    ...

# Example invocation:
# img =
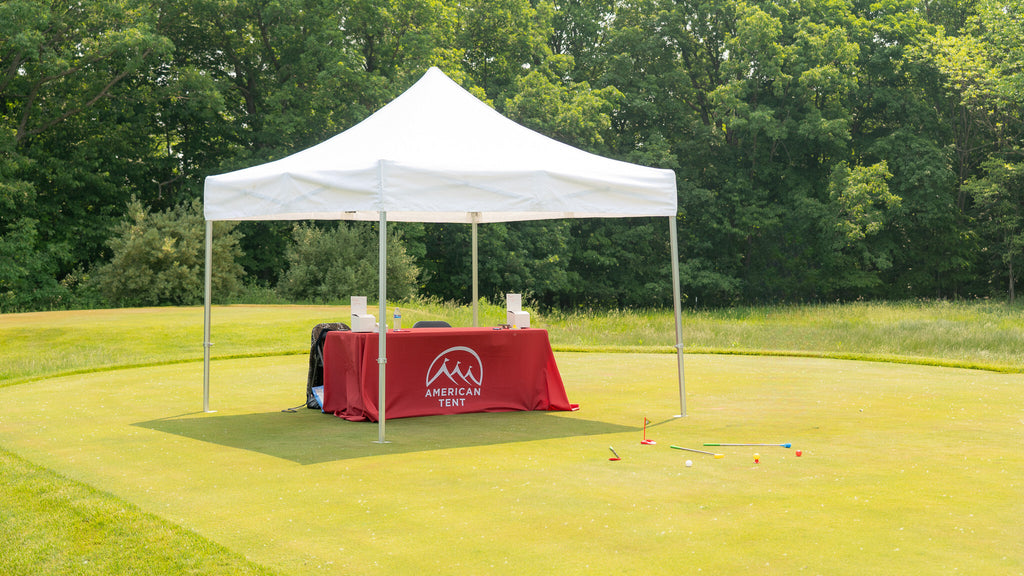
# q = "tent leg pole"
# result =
<box><xmin>669</xmin><ymin>216</ymin><xmax>686</xmax><ymax>417</ymax></box>
<box><xmin>376</xmin><ymin>211</ymin><xmax>390</xmax><ymax>443</ymax></box>
<box><xmin>203</xmin><ymin>220</ymin><xmax>213</xmax><ymax>413</ymax></box>
<box><xmin>472</xmin><ymin>218</ymin><xmax>479</xmax><ymax>327</ymax></box>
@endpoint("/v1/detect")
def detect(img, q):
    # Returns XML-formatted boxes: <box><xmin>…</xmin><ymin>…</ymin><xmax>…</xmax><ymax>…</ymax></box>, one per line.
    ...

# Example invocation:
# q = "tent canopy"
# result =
<box><xmin>204</xmin><ymin>67</ymin><xmax>677</xmax><ymax>223</ymax></box>
<box><xmin>201</xmin><ymin>67</ymin><xmax>686</xmax><ymax>434</ymax></box>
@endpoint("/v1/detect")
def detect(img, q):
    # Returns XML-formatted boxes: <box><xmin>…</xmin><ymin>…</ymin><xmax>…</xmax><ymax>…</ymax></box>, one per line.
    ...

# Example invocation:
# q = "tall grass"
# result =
<box><xmin>541</xmin><ymin>299</ymin><xmax>1024</xmax><ymax>371</ymax></box>
<box><xmin>3</xmin><ymin>300</ymin><xmax>1024</xmax><ymax>387</ymax></box>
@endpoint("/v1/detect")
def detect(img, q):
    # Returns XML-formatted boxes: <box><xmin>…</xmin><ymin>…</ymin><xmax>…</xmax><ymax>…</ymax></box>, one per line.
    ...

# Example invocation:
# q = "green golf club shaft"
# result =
<box><xmin>703</xmin><ymin>443</ymin><xmax>791</xmax><ymax>448</ymax></box>
<box><xmin>670</xmin><ymin>445</ymin><xmax>719</xmax><ymax>456</ymax></box>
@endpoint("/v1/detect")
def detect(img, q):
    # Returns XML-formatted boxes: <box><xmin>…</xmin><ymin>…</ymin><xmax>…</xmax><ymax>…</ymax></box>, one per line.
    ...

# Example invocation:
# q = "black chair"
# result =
<box><xmin>412</xmin><ymin>320</ymin><xmax>452</xmax><ymax>328</ymax></box>
<box><xmin>305</xmin><ymin>322</ymin><xmax>350</xmax><ymax>409</ymax></box>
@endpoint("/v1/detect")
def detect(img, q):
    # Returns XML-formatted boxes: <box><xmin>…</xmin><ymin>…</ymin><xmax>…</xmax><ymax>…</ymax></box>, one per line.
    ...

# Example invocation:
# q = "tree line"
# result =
<box><xmin>2</xmin><ymin>0</ymin><xmax>1022</xmax><ymax>312</ymax></box>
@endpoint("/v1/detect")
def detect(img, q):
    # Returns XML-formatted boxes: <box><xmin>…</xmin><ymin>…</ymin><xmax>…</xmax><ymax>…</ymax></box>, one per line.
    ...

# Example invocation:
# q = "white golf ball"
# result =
<box><xmin>685</xmin><ymin>460</ymin><xmax>693</xmax><ymax>467</ymax></box>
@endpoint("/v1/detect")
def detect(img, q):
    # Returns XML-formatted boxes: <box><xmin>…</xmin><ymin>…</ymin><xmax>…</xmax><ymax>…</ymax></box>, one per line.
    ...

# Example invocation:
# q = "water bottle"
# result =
<box><xmin>393</xmin><ymin>308</ymin><xmax>401</xmax><ymax>330</ymax></box>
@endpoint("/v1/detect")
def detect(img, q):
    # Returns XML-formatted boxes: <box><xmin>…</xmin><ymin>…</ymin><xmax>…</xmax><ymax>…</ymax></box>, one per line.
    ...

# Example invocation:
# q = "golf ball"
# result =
<box><xmin>685</xmin><ymin>460</ymin><xmax>693</xmax><ymax>467</ymax></box>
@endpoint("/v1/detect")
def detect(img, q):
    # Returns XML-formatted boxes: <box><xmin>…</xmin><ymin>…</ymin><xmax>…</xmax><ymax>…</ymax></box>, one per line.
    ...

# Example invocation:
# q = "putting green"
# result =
<box><xmin>0</xmin><ymin>353</ymin><xmax>1021</xmax><ymax>575</ymax></box>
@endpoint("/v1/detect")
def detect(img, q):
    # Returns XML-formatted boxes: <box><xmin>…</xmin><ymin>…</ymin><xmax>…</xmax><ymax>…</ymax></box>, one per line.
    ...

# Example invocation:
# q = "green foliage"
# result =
<box><xmin>504</xmin><ymin>63</ymin><xmax>623</xmax><ymax>151</ymax></box>
<box><xmin>829</xmin><ymin>161</ymin><xmax>899</xmax><ymax>246</ymax></box>
<box><xmin>88</xmin><ymin>199</ymin><xmax>244</xmax><ymax>307</ymax></box>
<box><xmin>0</xmin><ymin>0</ymin><xmax>190</xmax><ymax>313</ymax></box>
<box><xmin>0</xmin><ymin>217</ymin><xmax>70</xmax><ymax>312</ymax></box>
<box><xmin>0</xmin><ymin>137</ymin><xmax>71</xmax><ymax>311</ymax></box>
<box><xmin>0</xmin><ymin>0</ymin><xmax>172</xmax><ymax>149</ymax></box>
<box><xmin>816</xmin><ymin>160</ymin><xmax>902</xmax><ymax>294</ymax></box>
<box><xmin>965</xmin><ymin>158</ymin><xmax>1024</xmax><ymax>301</ymax></box>
<box><xmin>458</xmin><ymin>0</ymin><xmax>553</xmax><ymax>96</ymax></box>
<box><xmin>417</xmin><ymin>221</ymin><xmax>576</xmax><ymax>309</ymax></box>
<box><xmin>4</xmin><ymin>0</ymin><xmax>1024</xmax><ymax>309</ymax></box>
<box><xmin>278</xmin><ymin>222</ymin><xmax>419</xmax><ymax>303</ymax></box>
<box><xmin>235</xmin><ymin>222</ymin><xmax>293</xmax><ymax>287</ymax></box>
<box><xmin>565</xmin><ymin>218</ymin><xmax>674</xmax><ymax>308</ymax></box>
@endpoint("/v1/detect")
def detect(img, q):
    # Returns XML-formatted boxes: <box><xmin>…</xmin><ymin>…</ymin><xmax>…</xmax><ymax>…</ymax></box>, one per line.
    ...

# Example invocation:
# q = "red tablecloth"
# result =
<box><xmin>321</xmin><ymin>327</ymin><xmax>577</xmax><ymax>421</ymax></box>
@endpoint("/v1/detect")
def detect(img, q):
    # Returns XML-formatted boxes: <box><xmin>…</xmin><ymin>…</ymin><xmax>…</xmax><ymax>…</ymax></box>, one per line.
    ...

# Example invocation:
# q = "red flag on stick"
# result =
<box><xmin>641</xmin><ymin>417</ymin><xmax>656</xmax><ymax>445</ymax></box>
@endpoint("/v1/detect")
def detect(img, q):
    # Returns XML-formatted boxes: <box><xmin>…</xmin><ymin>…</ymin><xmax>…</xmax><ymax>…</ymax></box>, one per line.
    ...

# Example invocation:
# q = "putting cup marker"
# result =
<box><xmin>641</xmin><ymin>417</ymin><xmax>656</xmax><ymax>444</ymax></box>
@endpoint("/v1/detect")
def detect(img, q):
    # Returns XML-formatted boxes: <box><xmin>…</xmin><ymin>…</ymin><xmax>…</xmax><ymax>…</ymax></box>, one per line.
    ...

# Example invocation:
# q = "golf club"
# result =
<box><xmin>703</xmin><ymin>443</ymin><xmax>792</xmax><ymax>448</ymax></box>
<box><xmin>608</xmin><ymin>446</ymin><xmax>622</xmax><ymax>460</ymax></box>
<box><xmin>670</xmin><ymin>445</ymin><xmax>725</xmax><ymax>458</ymax></box>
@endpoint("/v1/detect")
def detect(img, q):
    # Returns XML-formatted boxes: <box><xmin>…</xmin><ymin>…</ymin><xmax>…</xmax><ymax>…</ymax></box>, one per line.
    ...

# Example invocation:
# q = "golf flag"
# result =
<box><xmin>641</xmin><ymin>417</ymin><xmax>656</xmax><ymax>444</ymax></box>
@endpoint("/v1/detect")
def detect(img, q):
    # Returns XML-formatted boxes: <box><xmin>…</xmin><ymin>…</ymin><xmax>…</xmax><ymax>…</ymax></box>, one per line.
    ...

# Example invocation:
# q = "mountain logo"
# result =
<box><xmin>425</xmin><ymin>346</ymin><xmax>483</xmax><ymax>395</ymax></box>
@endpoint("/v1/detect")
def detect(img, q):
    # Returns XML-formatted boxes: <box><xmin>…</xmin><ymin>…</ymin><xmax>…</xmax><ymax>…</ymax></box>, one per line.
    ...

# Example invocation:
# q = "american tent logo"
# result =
<box><xmin>425</xmin><ymin>346</ymin><xmax>483</xmax><ymax>408</ymax></box>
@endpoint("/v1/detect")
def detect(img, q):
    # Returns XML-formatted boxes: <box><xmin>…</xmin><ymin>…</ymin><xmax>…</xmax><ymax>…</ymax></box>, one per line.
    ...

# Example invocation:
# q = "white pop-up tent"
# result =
<box><xmin>203</xmin><ymin>67</ymin><xmax>686</xmax><ymax>442</ymax></box>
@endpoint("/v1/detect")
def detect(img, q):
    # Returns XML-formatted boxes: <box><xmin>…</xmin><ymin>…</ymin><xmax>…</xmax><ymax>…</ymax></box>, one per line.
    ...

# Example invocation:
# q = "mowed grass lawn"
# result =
<box><xmin>1</xmin><ymin>301</ymin><xmax>1022</xmax><ymax>575</ymax></box>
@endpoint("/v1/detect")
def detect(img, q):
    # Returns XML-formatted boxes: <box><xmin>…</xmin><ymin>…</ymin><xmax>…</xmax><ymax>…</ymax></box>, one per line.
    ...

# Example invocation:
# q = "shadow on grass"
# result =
<box><xmin>135</xmin><ymin>410</ymin><xmax>637</xmax><ymax>465</ymax></box>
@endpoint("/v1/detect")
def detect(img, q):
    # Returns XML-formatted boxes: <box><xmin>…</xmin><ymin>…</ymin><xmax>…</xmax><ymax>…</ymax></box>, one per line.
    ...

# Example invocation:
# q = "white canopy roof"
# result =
<box><xmin>200</xmin><ymin>67</ymin><xmax>687</xmax><ymax>433</ymax></box>
<box><xmin>204</xmin><ymin>67</ymin><xmax>676</xmax><ymax>223</ymax></box>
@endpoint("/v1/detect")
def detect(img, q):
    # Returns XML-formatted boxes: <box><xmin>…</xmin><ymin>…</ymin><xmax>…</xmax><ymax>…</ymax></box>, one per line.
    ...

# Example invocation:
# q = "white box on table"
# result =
<box><xmin>351</xmin><ymin>314</ymin><xmax>376</xmax><ymax>332</ymax></box>
<box><xmin>506</xmin><ymin>293</ymin><xmax>522</xmax><ymax>313</ymax></box>
<box><xmin>507</xmin><ymin>310</ymin><xmax>530</xmax><ymax>328</ymax></box>
<box><xmin>350</xmin><ymin>296</ymin><xmax>368</xmax><ymax>316</ymax></box>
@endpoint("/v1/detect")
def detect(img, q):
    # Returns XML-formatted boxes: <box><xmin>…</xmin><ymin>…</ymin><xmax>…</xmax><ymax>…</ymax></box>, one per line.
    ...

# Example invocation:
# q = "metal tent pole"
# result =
<box><xmin>376</xmin><ymin>211</ymin><xmax>390</xmax><ymax>443</ymax></box>
<box><xmin>669</xmin><ymin>216</ymin><xmax>686</xmax><ymax>417</ymax></box>
<box><xmin>203</xmin><ymin>220</ymin><xmax>213</xmax><ymax>413</ymax></box>
<box><xmin>472</xmin><ymin>213</ymin><xmax>480</xmax><ymax>327</ymax></box>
